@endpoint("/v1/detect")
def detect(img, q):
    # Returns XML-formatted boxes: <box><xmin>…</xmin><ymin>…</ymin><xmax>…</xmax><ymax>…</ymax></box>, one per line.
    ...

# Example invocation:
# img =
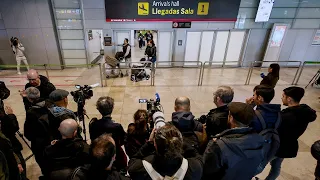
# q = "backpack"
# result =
<box><xmin>181</xmin><ymin>131</ymin><xmax>200</xmax><ymax>158</ymax></box>
<box><xmin>142</xmin><ymin>158</ymin><xmax>188</xmax><ymax>180</ymax></box>
<box><xmin>255</xmin><ymin>111</ymin><xmax>281</xmax><ymax>163</ymax></box>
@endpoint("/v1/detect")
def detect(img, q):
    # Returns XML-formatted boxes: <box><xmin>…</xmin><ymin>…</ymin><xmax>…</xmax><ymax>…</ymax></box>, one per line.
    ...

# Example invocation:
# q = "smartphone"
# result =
<box><xmin>139</xmin><ymin>99</ymin><xmax>148</xmax><ymax>103</ymax></box>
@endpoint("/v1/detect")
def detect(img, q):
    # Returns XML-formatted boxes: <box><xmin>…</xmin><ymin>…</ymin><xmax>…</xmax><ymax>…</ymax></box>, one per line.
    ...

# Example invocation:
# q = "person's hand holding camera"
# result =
<box><xmin>5</xmin><ymin>106</ymin><xmax>13</xmax><ymax>115</ymax></box>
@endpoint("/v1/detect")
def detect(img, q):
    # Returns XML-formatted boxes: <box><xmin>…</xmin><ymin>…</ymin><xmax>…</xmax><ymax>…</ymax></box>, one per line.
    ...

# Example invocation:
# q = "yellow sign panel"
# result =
<box><xmin>138</xmin><ymin>2</ymin><xmax>149</xmax><ymax>15</ymax></box>
<box><xmin>197</xmin><ymin>2</ymin><xmax>209</xmax><ymax>15</ymax></box>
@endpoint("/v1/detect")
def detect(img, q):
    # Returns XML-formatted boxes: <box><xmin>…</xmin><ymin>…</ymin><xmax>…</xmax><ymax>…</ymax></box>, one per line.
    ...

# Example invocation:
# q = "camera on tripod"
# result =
<box><xmin>139</xmin><ymin>93</ymin><xmax>165</xmax><ymax>129</ymax></box>
<box><xmin>71</xmin><ymin>84</ymin><xmax>94</xmax><ymax>103</ymax></box>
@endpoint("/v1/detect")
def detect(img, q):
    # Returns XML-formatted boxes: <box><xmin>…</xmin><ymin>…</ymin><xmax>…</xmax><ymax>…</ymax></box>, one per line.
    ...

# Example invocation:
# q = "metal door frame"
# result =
<box><xmin>157</xmin><ymin>30</ymin><xmax>174</xmax><ymax>66</ymax></box>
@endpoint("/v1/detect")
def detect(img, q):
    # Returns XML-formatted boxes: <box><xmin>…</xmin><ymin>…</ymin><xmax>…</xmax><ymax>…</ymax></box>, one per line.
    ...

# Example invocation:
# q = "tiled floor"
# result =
<box><xmin>1</xmin><ymin>40</ymin><xmax>320</xmax><ymax>179</ymax></box>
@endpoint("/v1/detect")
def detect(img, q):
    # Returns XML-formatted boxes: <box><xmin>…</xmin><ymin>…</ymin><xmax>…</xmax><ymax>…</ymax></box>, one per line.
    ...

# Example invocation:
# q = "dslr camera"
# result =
<box><xmin>139</xmin><ymin>93</ymin><xmax>165</xmax><ymax>129</ymax></box>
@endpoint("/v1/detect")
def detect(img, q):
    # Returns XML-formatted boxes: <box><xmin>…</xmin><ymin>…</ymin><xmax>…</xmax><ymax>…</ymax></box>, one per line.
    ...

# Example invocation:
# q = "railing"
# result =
<box><xmin>199</xmin><ymin>61</ymin><xmax>240</xmax><ymax>86</ymax></box>
<box><xmin>294</xmin><ymin>61</ymin><xmax>320</xmax><ymax>85</ymax></box>
<box><xmin>154</xmin><ymin>61</ymin><xmax>203</xmax><ymax>86</ymax></box>
<box><xmin>0</xmin><ymin>63</ymin><xmax>104</xmax><ymax>87</ymax></box>
<box><xmin>244</xmin><ymin>61</ymin><xmax>302</xmax><ymax>85</ymax></box>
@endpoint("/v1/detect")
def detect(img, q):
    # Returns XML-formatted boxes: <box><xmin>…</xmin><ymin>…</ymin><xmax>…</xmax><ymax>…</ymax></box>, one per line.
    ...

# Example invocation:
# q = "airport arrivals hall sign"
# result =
<box><xmin>105</xmin><ymin>0</ymin><xmax>241</xmax><ymax>22</ymax></box>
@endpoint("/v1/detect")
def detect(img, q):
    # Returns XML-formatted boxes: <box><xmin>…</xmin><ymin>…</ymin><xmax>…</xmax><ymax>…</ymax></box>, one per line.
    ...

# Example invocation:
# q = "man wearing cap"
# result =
<box><xmin>202</xmin><ymin>102</ymin><xmax>265</xmax><ymax>180</ymax></box>
<box><xmin>47</xmin><ymin>89</ymin><xmax>78</xmax><ymax>140</ymax></box>
<box><xmin>21</xmin><ymin>69</ymin><xmax>56</xmax><ymax>111</ymax></box>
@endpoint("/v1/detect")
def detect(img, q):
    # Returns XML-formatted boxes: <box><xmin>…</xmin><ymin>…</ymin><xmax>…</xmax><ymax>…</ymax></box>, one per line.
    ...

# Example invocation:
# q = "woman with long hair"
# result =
<box><xmin>260</xmin><ymin>63</ymin><xmax>280</xmax><ymax>88</ymax></box>
<box><xmin>124</xmin><ymin>109</ymin><xmax>150</xmax><ymax>158</ymax></box>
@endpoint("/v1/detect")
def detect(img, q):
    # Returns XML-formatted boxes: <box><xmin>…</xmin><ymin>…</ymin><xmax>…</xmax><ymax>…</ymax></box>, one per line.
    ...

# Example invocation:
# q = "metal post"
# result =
<box><xmin>294</xmin><ymin>62</ymin><xmax>306</xmax><ymax>85</ymax></box>
<box><xmin>198</xmin><ymin>62</ymin><xmax>203</xmax><ymax>86</ymax></box>
<box><xmin>222</xmin><ymin>31</ymin><xmax>231</xmax><ymax>67</ymax></box>
<box><xmin>245</xmin><ymin>62</ymin><xmax>254</xmax><ymax>85</ymax></box>
<box><xmin>292</xmin><ymin>62</ymin><xmax>302</xmax><ymax>85</ymax></box>
<box><xmin>44</xmin><ymin>64</ymin><xmax>50</xmax><ymax>81</ymax></box>
<box><xmin>200</xmin><ymin>62</ymin><xmax>207</xmax><ymax>86</ymax></box>
<box><xmin>99</xmin><ymin>63</ymin><xmax>104</xmax><ymax>87</ymax></box>
<box><xmin>152</xmin><ymin>62</ymin><xmax>155</xmax><ymax>86</ymax></box>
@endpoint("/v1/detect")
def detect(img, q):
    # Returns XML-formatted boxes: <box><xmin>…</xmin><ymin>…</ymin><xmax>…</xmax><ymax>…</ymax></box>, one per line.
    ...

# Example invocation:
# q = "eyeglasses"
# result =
<box><xmin>28</xmin><ymin>79</ymin><xmax>36</xmax><ymax>81</ymax></box>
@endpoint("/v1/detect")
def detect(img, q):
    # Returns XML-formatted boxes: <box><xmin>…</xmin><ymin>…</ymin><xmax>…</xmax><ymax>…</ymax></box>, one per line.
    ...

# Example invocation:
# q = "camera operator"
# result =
<box><xmin>20</xmin><ymin>69</ymin><xmax>56</xmax><ymax>111</ymax></box>
<box><xmin>24</xmin><ymin>87</ymin><xmax>51</xmax><ymax>178</ymax></box>
<box><xmin>199</xmin><ymin>86</ymin><xmax>234</xmax><ymax>138</ymax></box>
<box><xmin>128</xmin><ymin>123</ymin><xmax>203</xmax><ymax>180</ymax></box>
<box><xmin>0</xmin><ymin>81</ymin><xmax>27</xmax><ymax>179</ymax></box>
<box><xmin>47</xmin><ymin>89</ymin><xmax>78</xmax><ymax>140</ymax></box>
<box><xmin>44</xmin><ymin>119</ymin><xmax>90</xmax><ymax>180</ymax></box>
<box><xmin>170</xmin><ymin>97</ymin><xmax>205</xmax><ymax>157</ymax></box>
<box><xmin>11</xmin><ymin>37</ymin><xmax>30</xmax><ymax>75</ymax></box>
<box><xmin>125</xmin><ymin>109</ymin><xmax>150</xmax><ymax>158</ymax></box>
<box><xmin>89</xmin><ymin>96</ymin><xmax>127</xmax><ymax>171</ymax></box>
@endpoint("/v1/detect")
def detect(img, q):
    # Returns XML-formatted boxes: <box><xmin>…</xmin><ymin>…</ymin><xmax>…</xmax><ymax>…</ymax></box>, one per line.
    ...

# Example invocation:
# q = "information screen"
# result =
<box><xmin>105</xmin><ymin>0</ymin><xmax>241</xmax><ymax>22</ymax></box>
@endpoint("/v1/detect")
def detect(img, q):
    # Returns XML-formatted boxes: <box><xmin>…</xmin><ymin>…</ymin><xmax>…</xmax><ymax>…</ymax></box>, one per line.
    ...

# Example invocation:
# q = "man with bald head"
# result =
<box><xmin>44</xmin><ymin>119</ymin><xmax>90</xmax><ymax>178</ymax></box>
<box><xmin>21</xmin><ymin>69</ymin><xmax>55</xmax><ymax>111</ymax></box>
<box><xmin>171</xmin><ymin>96</ymin><xmax>204</xmax><ymax>157</ymax></box>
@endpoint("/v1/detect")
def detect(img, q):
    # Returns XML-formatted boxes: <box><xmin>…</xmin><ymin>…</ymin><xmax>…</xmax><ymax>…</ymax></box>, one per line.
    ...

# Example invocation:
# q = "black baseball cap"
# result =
<box><xmin>228</xmin><ymin>102</ymin><xmax>255</xmax><ymax>125</ymax></box>
<box><xmin>49</xmin><ymin>89</ymin><xmax>69</xmax><ymax>102</ymax></box>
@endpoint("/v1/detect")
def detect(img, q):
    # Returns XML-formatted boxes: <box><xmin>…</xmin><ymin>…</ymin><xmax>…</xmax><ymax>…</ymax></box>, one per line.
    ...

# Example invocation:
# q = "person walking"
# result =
<box><xmin>12</xmin><ymin>38</ymin><xmax>29</xmax><ymax>75</ymax></box>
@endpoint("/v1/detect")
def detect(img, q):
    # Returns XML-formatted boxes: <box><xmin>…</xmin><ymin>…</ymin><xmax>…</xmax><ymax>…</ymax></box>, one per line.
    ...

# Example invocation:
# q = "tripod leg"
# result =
<box><xmin>306</xmin><ymin>72</ymin><xmax>320</xmax><ymax>89</ymax></box>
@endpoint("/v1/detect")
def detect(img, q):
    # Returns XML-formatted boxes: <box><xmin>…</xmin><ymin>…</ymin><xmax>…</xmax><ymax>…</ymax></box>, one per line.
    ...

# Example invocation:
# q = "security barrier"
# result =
<box><xmin>294</xmin><ymin>61</ymin><xmax>320</xmax><ymax>85</ymax></box>
<box><xmin>199</xmin><ymin>61</ymin><xmax>240</xmax><ymax>86</ymax></box>
<box><xmin>0</xmin><ymin>63</ymin><xmax>104</xmax><ymax>87</ymax></box>
<box><xmin>244</xmin><ymin>61</ymin><xmax>302</xmax><ymax>85</ymax></box>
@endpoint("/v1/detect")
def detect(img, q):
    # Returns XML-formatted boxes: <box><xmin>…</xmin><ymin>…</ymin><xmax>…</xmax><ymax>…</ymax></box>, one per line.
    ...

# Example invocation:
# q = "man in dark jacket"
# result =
<box><xmin>171</xmin><ymin>97</ymin><xmax>204</xmax><ymax>156</ymax></box>
<box><xmin>47</xmin><ymin>89</ymin><xmax>78</xmax><ymax>140</ymax></box>
<box><xmin>311</xmin><ymin>140</ymin><xmax>320</xmax><ymax>180</ymax></box>
<box><xmin>265</xmin><ymin>87</ymin><xmax>317</xmax><ymax>180</ymax></box>
<box><xmin>248</xmin><ymin>85</ymin><xmax>281</xmax><ymax>133</ymax></box>
<box><xmin>44</xmin><ymin>119</ymin><xmax>90</xmax><ymax>179</ymax></box>
<box><xmin>200</xmin><ymin>86</ymin><xmax>234</xmax><ymax>138</ymax></box>
<box><xmin>89</xmin><ymin>96</ymin><xmax>127</xmax><ymax>171</ymax></box>
<box><xmin>24</xmin><ymin>87</ymin><xmax>50</xmax><ymax>177</ymax></box>
<box><xmin>128</xmin><ymin>123</ymin><xmax>203</xmax><ymax>180</ymax></box>
<box><xmin>21</xmin><ymin>69</ymin><xmax>56</xmax><ymax>111</ymax></box>
<box><xmin>203</xmin><ymin>102</ymin><xmax>265</xmax><ymax>180</ymax></box>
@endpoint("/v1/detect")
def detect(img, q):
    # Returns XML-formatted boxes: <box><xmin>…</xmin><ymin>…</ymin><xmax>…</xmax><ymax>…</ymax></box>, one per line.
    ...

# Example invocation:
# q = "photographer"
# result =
<box><xmin>125</xmin><ymin>109</ymin><xmax>150</xmax><ymax>158</ymax></box>
<box><xmin>21</xmin><ymin>69</ymin><xmax>56</xmax><ymax>111</ymax></box>
<box><xmin>89</xmin><ymin>96</ymin><xmax>127</xmax><ymax>171</ymax></box>
<box><xmin>47</xmin><ymin>89</ymin><xmax>78</xmax><ymax>140</ymax></box>
<box><xmin>11</xmin><ymin>37</ymin><xmax>29</xmax><ymax>75</ymax></box>
<box><xmin>128</xmin><ymin>123</ymin><xmax>203</xmax><ymax>180</ymax></box>
<box><xmin>0</xmin><ymin>81</ymin><xmax>27</xmax><ymax>180</ymax></box>
<box><xmin>199</xmin><ymin>86</ymin><xmax>234</xmax><ymax>138</ymax></box>
<box><xmin>171</xmin><ymin>97</ymin><xmax>204</xmax><ymax>156</ymax></box>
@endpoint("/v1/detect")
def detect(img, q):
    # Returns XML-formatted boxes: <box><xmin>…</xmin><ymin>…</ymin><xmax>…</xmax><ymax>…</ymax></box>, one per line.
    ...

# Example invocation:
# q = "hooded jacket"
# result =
<box><xmin>44</xmin><ymin>138</ymin><xmax>90</xmax><ymax>173</ymax></box>
<box><xmin>171</xmin><ymin>112</ymin><xmax>203</xmax><ymax>133</ymax></box>
<box><xmin>23</xmin><ymin>75</ymin><xmax>56</xmax><ymax>111</ymax></box>
<box><xmin>203</xmin><ymin>127</ymin><xmax>265</xmax><ymax>180</ymax></box>
<box><xmin>277</xmin><ymin>104</ymin><xmax>317</xmax><ymax>158</ymax></box>
<box><xmin>250</xmin><ymin>104</ymin><xmax>281</xmax><ymax>133</ymax></box>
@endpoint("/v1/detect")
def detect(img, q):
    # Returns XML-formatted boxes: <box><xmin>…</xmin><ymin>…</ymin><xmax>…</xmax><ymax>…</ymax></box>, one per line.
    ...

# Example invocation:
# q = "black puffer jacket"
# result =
<box><xmin>23</xmin><ymin>75</ymin><xmax>56</xmax><ymax>111</ymax></box>
<box><xmin>277</xmin><ymin>104</ymin><xmax>317</xmax><ymax>158</ymax></box>
<box><xmin>171</xmin><ymin>112</ymin><xmax>203</xmax><ymax>132</ymax></box>
<box><xmin>205</xmin><ymin>105</ymin><xmax>229</xmax><ymax>138</ymax></box>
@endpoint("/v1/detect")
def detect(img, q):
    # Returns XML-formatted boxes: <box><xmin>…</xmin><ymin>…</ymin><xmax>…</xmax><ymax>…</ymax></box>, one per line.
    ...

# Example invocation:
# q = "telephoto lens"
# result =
<box><xmin>152</xmin><ymin>112</ymin><xmax>166</xmax><ymax>130</ymax></box>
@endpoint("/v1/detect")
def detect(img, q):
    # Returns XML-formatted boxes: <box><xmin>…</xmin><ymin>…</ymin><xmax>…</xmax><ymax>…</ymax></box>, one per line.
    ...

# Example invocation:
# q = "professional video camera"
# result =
<box><xmin>139</xmin><ymin>93</ymin><xmax>165</xmax><ymax>129</ymax></box>
<box><xmin>71</xmin><ymin>83</ymin><xmax>99</xmax><ymax>140</ymax></box>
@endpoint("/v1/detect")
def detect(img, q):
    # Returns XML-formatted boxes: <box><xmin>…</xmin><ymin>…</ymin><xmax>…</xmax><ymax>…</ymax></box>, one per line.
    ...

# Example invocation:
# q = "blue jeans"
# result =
<box><xmin>265</xmin><ymin>157</ymin><xmax>284</xmax><ymax>180</ymax></box>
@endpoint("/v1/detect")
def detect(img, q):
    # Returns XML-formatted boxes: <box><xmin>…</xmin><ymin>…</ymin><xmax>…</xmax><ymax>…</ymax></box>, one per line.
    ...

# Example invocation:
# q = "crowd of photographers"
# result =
<box><xmin>0</xmin><ymin>69</ymin><xmax>319</xmax><ymax>180</ymax></box>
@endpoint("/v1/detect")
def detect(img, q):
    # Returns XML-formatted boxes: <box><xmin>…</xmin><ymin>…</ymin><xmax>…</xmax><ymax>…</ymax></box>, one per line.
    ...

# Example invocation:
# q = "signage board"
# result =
<box><xmin>172</xmin><ymin>22</ymin><xmax>191</xmax><ymax>28</ymax></box>
<box><xmin>270</xmin><ymin>25</ymin><xmax>286</xmax><ymax>47</ymax></box>
<box><xmin>105</xmin><ymin>0</ymin><xmax>241</xmax><ymax>22</ymax></box>
<box><xmin>312</xmin><ymin>30</ymin><xmax>320</xmax><ymax>46</ymax></box>
<box><xmin>255</xmin><ymin>0</ymin><xmax>275</xmax><ymax>22</ymax></box>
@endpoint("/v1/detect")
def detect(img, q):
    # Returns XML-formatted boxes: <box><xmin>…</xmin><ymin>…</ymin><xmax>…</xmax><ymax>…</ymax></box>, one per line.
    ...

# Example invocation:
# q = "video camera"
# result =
<box><xmin>139</xmin><ymin>93</ymin><xmax>165</xmax><ymax>129</ymax></box>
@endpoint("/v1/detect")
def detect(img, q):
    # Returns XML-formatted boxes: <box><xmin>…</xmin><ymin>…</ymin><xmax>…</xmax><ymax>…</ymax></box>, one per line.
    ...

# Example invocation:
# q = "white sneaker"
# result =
<box><xmin>17</xmin><ymin>72</ymin><xmax>21</xmax><ymax>75</ymax></box>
